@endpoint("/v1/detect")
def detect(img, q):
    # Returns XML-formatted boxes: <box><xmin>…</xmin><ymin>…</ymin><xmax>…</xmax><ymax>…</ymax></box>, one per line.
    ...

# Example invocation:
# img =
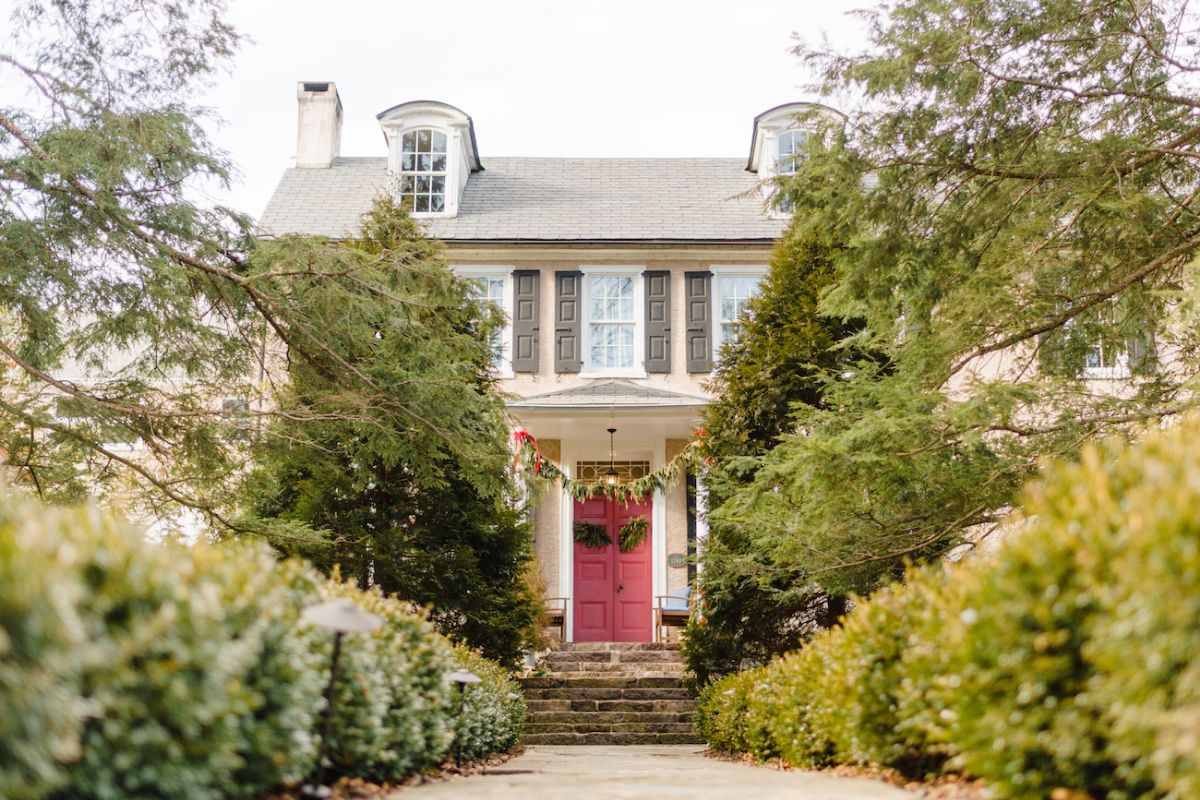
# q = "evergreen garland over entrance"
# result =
<box><xmin>512</xmin><ymin>429</ymin><xmax>705</xmax><ymax>502</ymax></box>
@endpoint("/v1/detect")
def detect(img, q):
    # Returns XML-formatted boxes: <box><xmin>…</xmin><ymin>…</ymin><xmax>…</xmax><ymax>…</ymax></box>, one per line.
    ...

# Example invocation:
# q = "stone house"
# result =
<box><xmin>261</xmin><ymin>82</ymin><xmax>821</xmax><ymax>643</ymax></box>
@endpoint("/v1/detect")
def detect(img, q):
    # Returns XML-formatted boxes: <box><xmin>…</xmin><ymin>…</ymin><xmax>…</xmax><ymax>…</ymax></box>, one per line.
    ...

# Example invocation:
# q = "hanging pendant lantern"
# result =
<box><xmin>604</xmin><ymin>427</ymin><xmax>619</xmax><ymax>486</ymax></box>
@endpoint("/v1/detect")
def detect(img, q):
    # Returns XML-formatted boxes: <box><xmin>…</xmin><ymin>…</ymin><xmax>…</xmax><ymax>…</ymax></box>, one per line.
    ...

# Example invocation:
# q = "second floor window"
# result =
<box><xmin>400</xmin><ymin>129</ymin><xmax>447</xmax><ymax>213</ymax></box>
<box><xmin>776</xmin><ymin>130</ymin><xmax>807</xmax><ymax>212</ymax></box>
<box><xmin>716</xmin><ymin>274</ymin><xmax>764</xmax><ymax>350</ymax></box>
<box><xmin>462</xmin><ymin>272</ymin><xmax>510</xmax><ymax>373</ymax></box>
<box><xmin>588</xmin><ymin>275</ymin><xmax>636</xmax><ymax>370</ymax></box>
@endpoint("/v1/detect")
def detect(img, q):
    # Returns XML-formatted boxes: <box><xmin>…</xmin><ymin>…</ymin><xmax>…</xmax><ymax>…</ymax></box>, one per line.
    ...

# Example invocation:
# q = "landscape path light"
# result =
<box><xmin>445</xmin><ymin>668</ymin><xmax>482</xmax><ymax>764</ymax></box>
<box><xmin>300</xmin><ymin>599</ymin><xmax>383</xmax><ymax>800</ymax></box>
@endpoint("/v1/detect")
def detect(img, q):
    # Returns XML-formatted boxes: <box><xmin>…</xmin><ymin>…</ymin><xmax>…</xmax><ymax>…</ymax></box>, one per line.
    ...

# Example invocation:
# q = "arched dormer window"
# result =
<box><xmin>400</xmin><ymin>129</ymin><xmax>448</xmax><ymax>213</ymax></box>
<box><xmin>776</xmin><ymin>129</ymin><xmax>807</xmax><ymax>176</ymax></box>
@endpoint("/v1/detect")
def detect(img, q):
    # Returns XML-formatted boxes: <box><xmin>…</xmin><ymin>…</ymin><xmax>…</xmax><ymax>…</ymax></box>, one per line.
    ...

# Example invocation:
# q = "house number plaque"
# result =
<box><xmin>667</xmin><ymin>553</ymin><xmax>686</xmax><ymax>568</ymax></box>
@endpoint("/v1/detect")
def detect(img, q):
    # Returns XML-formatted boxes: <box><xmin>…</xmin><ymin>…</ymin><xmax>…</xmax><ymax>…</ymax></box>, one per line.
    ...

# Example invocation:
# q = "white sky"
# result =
<box><xmin>202</xmin><ymin>0</ymin><xmax>871</xmax><ymax>217</ymax></box>
<box><xmin>1</xmin><ymin>0</ymin><xmax>873</xmax><ymax>217</ymax></box>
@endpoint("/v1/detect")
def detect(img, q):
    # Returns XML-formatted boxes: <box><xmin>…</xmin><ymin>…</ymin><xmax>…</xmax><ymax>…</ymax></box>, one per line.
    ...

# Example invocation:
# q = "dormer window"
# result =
<box><xmin>777</xmin><ymin>129</ymin><xmax>807</xmax><ymax>176</ymax></box>
<box><xmin>400</xmin><ymin>129</ymin><xmax>447</xmax><ymax>213</ymax></box>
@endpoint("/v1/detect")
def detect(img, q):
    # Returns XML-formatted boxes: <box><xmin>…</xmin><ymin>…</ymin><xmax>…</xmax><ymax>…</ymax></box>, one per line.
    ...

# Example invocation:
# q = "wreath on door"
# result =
<box><xmin>573</xmin><ymin>521</ymin><xmax>612</xmax><ymax>549</ymax></box>
<box><xmin>618</xmin><ymin>516</ymin><xmax>649</xmax><ymax>552</ymax></box>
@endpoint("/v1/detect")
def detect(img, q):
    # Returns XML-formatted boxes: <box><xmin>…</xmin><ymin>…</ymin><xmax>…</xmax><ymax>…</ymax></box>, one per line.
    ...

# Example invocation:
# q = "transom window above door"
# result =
<box><xmin>587</xmin><ymin>274</ymin><xmax>637</xmax><ymax>371</ymax></box>
<box><xmin>399</xmin><ymin>129</ymin><xmax>447</xmax><ymax>213</ymax></box>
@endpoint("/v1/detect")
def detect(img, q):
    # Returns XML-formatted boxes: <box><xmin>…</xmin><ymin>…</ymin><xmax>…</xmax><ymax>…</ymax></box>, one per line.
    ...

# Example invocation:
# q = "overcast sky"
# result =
<box><xmin>197</xmin><ymin>0</ymin><xmax>871</xmax><ymax>217</ymax></box>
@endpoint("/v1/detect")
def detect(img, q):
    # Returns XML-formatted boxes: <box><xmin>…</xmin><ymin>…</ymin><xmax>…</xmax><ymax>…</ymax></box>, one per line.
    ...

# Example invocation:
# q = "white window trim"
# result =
<box><xmin>389</xmin><ymin>124</ymin><xmax>461</xmax><ymax>219</ymax></box>
<box><xmin>1083</xmin><ymin>348</ymin><xmax>1131</xmax><ymax>380</ymax></box>
<box><xmin>711</xmin><ymin>265</ymin><xmax>768</xmax><ymax>361</ymax></box>
<box><xmin>579</xmin><ymin>265</ymin><xmax>646</xmax><ymax>378</ymax></box>
<box><xmin>451</xmin><ymin>265</ymin><xmax>515</xmax><ymax>379</ymax></box>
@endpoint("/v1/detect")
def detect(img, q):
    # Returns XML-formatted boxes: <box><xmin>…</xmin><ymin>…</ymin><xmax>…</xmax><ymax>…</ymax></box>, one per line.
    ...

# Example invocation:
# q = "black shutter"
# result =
<box><xmin>555</xmin><ymin>271</ymin><xmax>583</xmax><ymax>373</ymax></box>
<box><xmin>644</xmin><ymin>270</ymin><xmax>671</xmax><ymax>373</ymax></box>
<box><xmin>511</xmin><ymin>269</ymin><xmax>539</xmax><ymax>373</ymax></box>
<box><xmin>684</xmin><ymin>271</ymin><xmax>712</xmax><ymax>373</ymax></box>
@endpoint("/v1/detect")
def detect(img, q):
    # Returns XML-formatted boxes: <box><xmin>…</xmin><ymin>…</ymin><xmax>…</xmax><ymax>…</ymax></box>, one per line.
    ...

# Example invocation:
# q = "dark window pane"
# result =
<box><xmin>431</xmin><ymin>194</ymin><xmax>445</xmax><ymax>212</ymax></box>
<box><xmin>432</xmin><ymin>131</ymin><xmax>447</xmax><ymax>152</ymax></box>
<box><xmin>417</xmin><ymin>129</ymin><xmax>431</xmax><ymax>151</ymax></box>
<box><xmin>431</xmin><ymin>176</ymin><xmax>445</xmax><ymax>193</ymax></box>
<box><xmin>401</xmin><ymin>153</ymin><xmax>415</xmax><ymax>171</ymax></box>
<box><xmin>400</xmin><ymin>176</ymin><xmax>415</xmax><ymax>192</ymax></box>
<box><xmin>416</xmin><ymin>176</ymin><xmax>431</xmax><ymax>193</ymax></box>
<box><xmin>402</xmin><ymin>131</ymin><xmax>416</xmax><ymax>152</ymax></box>
<box><xmin>431</xmin><ymin>154</ymin><xmax>447</xmax><ymax>172</ymax></box>
<box><xmin>415</xmin><ymin>195</ymin><xmax>430</xmax><ymax>213</ymax></box>
<box><xmin>418</xmin><ymin>154</ymin><xmax>432</xmax><ymax>171</ymax></box>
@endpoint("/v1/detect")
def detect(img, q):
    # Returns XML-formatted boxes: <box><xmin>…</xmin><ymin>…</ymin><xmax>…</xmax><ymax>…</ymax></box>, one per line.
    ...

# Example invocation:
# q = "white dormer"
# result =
<box><xmin>376</xmin><ymin>101</ymin><xmax>483</xmax><ymax>218</ymax></box>
<box><xmin>747</xmin><ymin>103</ymin><xmax>844</xmax><ymax>213</ymax></box>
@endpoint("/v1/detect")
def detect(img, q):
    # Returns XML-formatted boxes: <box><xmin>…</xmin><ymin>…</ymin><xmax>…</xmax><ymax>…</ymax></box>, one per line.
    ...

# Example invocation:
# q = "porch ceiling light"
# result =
<box><xmin>605</xmin><ymin>427</ymin><xmax>619</xmax><ymax>486</ymax></box>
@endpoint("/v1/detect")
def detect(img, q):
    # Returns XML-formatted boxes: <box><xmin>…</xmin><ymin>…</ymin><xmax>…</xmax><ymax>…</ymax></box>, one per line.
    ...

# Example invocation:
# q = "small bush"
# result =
<box><xmin>0</xmin><ymin>493</ymin><xmax>526</xmax><ymax>800</ymax></box>
<box><xmin>450</xmin><ymin>645</ymin><xmax>525</xmax><ymax>763</ymax></box>
<box><xmin>693</xmin><ymin>416</ymin><xmax>1200</xmax><ymax>799</ymax></box>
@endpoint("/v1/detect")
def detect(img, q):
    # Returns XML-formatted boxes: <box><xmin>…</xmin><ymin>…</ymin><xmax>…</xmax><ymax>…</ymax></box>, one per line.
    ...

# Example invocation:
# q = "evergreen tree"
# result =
<box><xmin>722</xmin><ymin>0</ymin><xmax>1200</xmax><ymax>597</ymax></box>
<box><xmin>242</xmin><ymin>200</ymin><xmax>541</xmax><ymax>667</ymax></box>
<box><xmin>685</xmin><ymin>221</ymin><xmax>867</xmax><ymax>683</ymax></box>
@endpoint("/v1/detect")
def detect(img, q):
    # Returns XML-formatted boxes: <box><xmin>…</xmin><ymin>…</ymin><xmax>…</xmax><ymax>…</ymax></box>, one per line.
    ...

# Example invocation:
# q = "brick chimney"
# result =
<box><xmin>295</xmin><ymin>81</ymin><xmax>342</xmax><ymax>168</ymax></box>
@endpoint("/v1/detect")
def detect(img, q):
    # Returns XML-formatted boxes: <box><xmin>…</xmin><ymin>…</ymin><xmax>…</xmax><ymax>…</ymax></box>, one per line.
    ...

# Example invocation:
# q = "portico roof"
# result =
<box><xmin>507</xmin><ymin>380</ymin><xmax>712</xmax><ymax>410</ymax></box>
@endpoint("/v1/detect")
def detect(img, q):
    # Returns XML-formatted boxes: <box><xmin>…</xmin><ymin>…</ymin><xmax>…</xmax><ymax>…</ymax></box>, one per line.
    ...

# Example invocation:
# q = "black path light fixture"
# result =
<box><xmin>445</xmin><ymin>667</ymin><xmax>482</xmax><ymax>764</ymax></box>
<box><xmin>300</xmin><ymin>599</ymin><xmax>384</xmax><ymax>800</ymax></box>
<box><xmin>604</xmin><ymin>427</ymin><xmax>619</xmax><ymax>487</ymax></box>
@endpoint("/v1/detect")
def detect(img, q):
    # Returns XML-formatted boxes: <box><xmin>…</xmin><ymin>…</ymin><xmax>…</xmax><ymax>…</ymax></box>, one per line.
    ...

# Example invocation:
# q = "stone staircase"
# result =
<box><xmin>520</xmin><ymin>642</ymin><xmax>701</xmax><ymax>745</ymax></box>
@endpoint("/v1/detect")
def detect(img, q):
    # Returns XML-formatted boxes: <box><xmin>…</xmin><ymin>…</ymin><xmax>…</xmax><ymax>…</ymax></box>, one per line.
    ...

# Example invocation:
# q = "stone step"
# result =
<box><xmin>525</xmin><ymin>721</ymin><xmax>696</xmax><ymax>734</ymax></box>
<box><xmin>521</xmin><ymin>732</ymin><xmax>703</xmax><ymax>746</ymax></box>
<box><xmin>555</xmin><ymin>641</ymin><xmax>681</xmax><ymax>652</ymax></box>
<box><xmin>526</xmin><ymin>698</ymin><xmax>695</xmax><ymax>714</ymax></box>
<box><xmin>545</xmin><ymin>650</ymin><xmax>683</xmax><ymax>664</ymax></box>
<box><xmin>522</xmin><ymin>686</ymin><xmax>693</xmax><ymax>701</ymax></box>
<box><xmin>520</xmin><ymin>676</ymin><xmax>682</xmax><ymax>689</ymax></box>
<box><xmin>528</xmin><ymin>711</ymin><xmax>693</xmax><ymax>725</ymax></box>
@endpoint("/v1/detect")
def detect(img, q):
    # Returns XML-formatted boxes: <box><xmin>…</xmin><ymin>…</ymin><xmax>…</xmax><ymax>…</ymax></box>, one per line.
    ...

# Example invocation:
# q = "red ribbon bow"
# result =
<box><xmin>512</xmin><ymin>429</ymin><xmax>542</xmax><ymax>475</ymax></box>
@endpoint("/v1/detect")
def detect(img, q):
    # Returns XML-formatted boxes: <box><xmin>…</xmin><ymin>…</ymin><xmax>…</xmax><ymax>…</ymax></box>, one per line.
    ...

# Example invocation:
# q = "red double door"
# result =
<box><xmin>572</xmin><ymin>496</ymin><xmax>653</xmax><ymax>642</ymax></box>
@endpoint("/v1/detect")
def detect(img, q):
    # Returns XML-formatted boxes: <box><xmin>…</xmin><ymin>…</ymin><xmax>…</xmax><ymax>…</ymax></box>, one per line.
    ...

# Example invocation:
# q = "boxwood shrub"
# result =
<box><xmin>0</xmin><ymin>493</ymin><xmax>526</xmax><ymax>799</ymax></box>
<box><xmin>692</xmin><ymin>416</ymin><xmax>1200</xmax><ymax>799</ymax></box>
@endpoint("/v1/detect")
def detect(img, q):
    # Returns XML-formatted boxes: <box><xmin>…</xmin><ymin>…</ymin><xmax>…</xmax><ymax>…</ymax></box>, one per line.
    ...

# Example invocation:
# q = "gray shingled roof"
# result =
<box><xmin>507</xmin><ymin>380</ymin><xmax>711</xmax><ymax>409</ymax></box>
<box><xmin>259</xmin><ymin>156</ymin><xmax>786</xmax><ymax>242</ymax></box>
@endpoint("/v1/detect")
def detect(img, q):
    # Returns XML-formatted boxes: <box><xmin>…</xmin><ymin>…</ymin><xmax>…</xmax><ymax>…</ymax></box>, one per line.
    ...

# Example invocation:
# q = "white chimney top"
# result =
<box><xmin>295</xmin><ymin>82</ymin><xmax>342</xmax><ymax>169</ymax></box>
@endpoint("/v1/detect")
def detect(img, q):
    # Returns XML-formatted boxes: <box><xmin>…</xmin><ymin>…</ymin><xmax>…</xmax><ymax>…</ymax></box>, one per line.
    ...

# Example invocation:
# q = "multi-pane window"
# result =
<box><xmin>776</xmin><ymin>130</ymin><xmax>807</xmax><ymax>211</ymax></box>
<box><xmin>399</xmin><ymin>129</ymin><xmax>447</xmax><ymax>213</ymax></box>
<box><xmin>777</xmin><ymin>130</ymin><xmax>807</xmax><ymax>176</ymax></box>
<box><xmin>717</xmin><ymin>275</ymin><xmax>763</xmax><ymax>347</ymax></box>
<box><xmin>588</xmin><ymin>275</ymin><xmax>636</xmax><ymax>369</ymax></box>
<box><xmin>465</xmin><ymin>275</ymin><xmax>507</xmax><ymax>370</ymax></box>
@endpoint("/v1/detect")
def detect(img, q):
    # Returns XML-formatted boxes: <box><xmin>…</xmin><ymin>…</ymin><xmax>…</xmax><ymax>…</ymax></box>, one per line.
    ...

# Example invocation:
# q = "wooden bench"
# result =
<box><xmin>544</xmin><ymin>596</ymin><xmax>569</xmax><ymax>643</ymax></box>
<box><xmin>654</xmin><ymin>587</ymin><xmax>692</xmax><ymax>643</ymax></box>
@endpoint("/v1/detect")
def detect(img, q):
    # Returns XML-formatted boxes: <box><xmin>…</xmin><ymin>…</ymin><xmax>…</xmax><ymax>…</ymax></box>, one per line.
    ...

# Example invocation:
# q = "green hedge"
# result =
<box><xmin>0</xmin><ymin>495</ymin><xmax>525</xmax><ymax>799</ymax></box>
<box><xmin>694</xmin><ymin>416</ymin><xmax>1200</xmax><ymax>799</ymax></box>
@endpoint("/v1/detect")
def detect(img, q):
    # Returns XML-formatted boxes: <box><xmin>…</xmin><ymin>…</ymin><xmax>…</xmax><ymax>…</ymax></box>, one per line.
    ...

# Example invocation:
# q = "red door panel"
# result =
<box><xmin>612</xmin><ymin>498</ymin><xmax>653</xmax><ymax>642</ymax></box>
<box><xmin>573</xmin><ymin>497</ymin><xmax>613</xmax><ymax>641</ymax></box>
<box><xmin>572</xmin><ymin>496</ymin><xmax>653</xmax><ymax>643</ymax></box>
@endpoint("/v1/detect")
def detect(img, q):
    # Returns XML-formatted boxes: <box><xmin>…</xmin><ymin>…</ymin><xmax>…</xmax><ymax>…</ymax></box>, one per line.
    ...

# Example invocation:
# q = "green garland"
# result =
<box><xmin>513</xmin><ymin>430</ymin><xmax>706</xmax><ymax>502</ymax></box>
<box><xmin>573</xmin><ymin>521</ymin><xmax>611</xmax><ymax>549</ymax></box>
<box><xmin>618</xmin><ymin>516</ymin><xmax>649</xmax><ymax>552</ymax></box>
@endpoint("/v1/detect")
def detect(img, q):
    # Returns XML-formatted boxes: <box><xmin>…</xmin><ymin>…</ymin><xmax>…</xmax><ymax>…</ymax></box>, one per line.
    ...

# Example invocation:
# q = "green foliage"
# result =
<box><xmin>0</xmin><ymin>501</ymin><xmax>90</xmax><ymax>800</ymax></box>
<box><xmin>573</xmin><ymin>521</ymin><xmax>611</xmax><ymax>550</ymax></box>
<box><xmin>709</xmin><ymin>0</ymin><xmax>1200</xmax><ymax>603</ymax></box>
<box><xmin>693</xmin><ymin>415</ymin><xmax>1200</xmax><ymax>798</ymax></box>
<box><xmin>617</xmin><ymin>516</ymin><xmax>649</xmax><ymax>552</ymax></box>
<box><xmin>687</xmin><ymin>220</ymin><xmax>863</xmax><ymax>682</ymax></box>
<box><xmin>243</xmin><ymin>199</ymin><xmax>542</xmax><ymax>668</ymax></box>
<box><xmin>450</xmin><ymin>646</ymin><xmax>525</xmax><ymax>763</ymax></box>
<box><xmin>0</xmin><ymin>492</ymin><xmax>525</xmax><ymax>799</ymax></box>
<box><xmin>320</xmin><ymin>579</ymin><xmax>455</xmax><ymax>781</ymax></box>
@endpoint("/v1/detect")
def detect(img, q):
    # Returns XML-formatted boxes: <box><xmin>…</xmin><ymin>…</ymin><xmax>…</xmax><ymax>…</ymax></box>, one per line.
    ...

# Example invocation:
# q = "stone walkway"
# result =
<box><xmin>396</xmin><ymin>745</ymin><xmax>912</xmax><ymax>799</ymax></box>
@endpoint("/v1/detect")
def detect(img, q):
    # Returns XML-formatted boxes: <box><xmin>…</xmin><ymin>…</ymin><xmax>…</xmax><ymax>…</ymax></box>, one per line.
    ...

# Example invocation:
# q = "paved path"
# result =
<box><xmin>396</xmin><ymin>745</ymin><xmax>911</xmax><ymax>799</ymax></box>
